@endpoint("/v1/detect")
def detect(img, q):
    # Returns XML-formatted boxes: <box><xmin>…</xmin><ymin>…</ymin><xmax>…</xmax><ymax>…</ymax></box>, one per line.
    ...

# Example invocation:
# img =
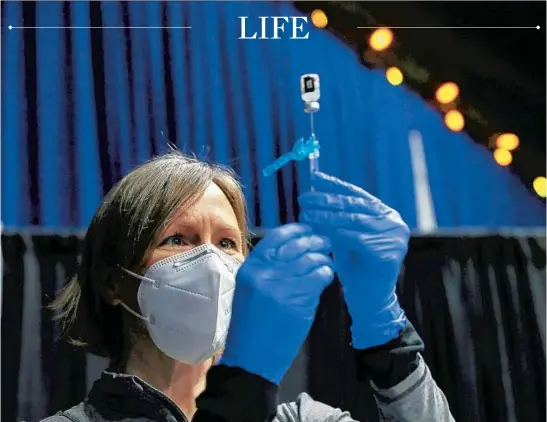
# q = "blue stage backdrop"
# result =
<box><xmin>2</xmin><ymin>1</ymin><xmax>545</xmax><ymax>230</ymax></box>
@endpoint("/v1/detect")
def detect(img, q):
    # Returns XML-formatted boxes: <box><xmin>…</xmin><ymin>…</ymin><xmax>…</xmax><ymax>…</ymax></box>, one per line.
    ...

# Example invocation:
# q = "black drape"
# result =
<box><xmin>2</xmin><ymin>235</ymin><xmax>87</xmax><ymax>422</ymax></box>
<box><xmin>309</xmin><ymin>235</ymin><xmax>546</xmax><ymax>422</ymax></box>
<box><xmin>2</xmin><ymin>234</ymin><xmax>546</xmax><ymax>422</ymax></box>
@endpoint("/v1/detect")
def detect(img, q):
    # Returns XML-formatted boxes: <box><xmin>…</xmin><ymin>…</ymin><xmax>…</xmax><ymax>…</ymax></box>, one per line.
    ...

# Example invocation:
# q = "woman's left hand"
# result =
<box><xmin>299</xmin><ymin>171</ymin><xmax>410</xmax><ymax>350</ymax></box>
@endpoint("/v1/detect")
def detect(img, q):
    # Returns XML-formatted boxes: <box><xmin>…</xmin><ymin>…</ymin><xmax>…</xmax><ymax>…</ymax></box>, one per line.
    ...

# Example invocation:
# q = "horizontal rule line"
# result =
<box><xmin>357</xmin><ymin>26</ymin><xmax>540</xmax><ymax>30</ymax></box>
<box><xmin>8</xmin><ymin>26</ymin><xmax>192</xmax><ymax>29</ymax></box>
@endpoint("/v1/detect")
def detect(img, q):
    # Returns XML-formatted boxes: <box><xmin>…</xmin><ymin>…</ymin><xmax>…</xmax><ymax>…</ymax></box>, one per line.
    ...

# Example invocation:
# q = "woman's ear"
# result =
<box><xmin>106</xmin><ymin>267</ymin><xmax>141</xmax><ymax>309</ymax></box>
<box><xmin>102</xmin><ymin>282</ymin><xmax>121</xmax><ymax>306</ymax></box>
<box><xmin>100</xmin><ymin>269</ymin><xmax>123</xmax><ymax>305</ymax></box>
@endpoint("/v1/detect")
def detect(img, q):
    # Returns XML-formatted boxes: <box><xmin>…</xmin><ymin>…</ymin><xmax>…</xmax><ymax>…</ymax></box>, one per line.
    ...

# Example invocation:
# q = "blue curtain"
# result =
<box><xmin>2</xmin><ymin>1</ymin><xmax>544</xmax><ymax>230</ymax></box>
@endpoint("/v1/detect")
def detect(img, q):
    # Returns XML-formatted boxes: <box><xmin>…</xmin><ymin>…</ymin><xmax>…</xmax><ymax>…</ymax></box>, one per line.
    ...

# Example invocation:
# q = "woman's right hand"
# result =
<box><xmin>220</xmin><ymin>223</ymin><xmax>335</xmax><ymax>385</ymax></box>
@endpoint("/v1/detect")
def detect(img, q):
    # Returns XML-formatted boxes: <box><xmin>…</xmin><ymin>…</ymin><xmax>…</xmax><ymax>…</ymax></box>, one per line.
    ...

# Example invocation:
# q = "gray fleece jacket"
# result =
<box><xmin>43</xmin><ymin>354</ymin><xmax>453</xmax><ymax>422</ymax></box>
<box><xmin>274</xmin><ymin>355</ymin><xmax>454</xmax><ymax>422</ymax></box>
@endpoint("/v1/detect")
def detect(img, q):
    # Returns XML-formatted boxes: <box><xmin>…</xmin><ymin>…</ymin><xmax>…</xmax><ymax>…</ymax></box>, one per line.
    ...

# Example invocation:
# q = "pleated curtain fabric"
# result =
<box><xmin>308</xmin><ymin>235</ymin><xmax>546</xmax><ymax>422</ymax></box>
<box><xmin>1</xmin><ymin>234</ymin><xmax>545</xmax><ymax>422</ymax></box>
<box><xmin>2</xmin><ymin>235</ymin><xmax>87</xmax><ymax>422</ymax></box>
<box><xmin>2</xmin><ymin>1</ymin><xmax>545</xmax><ymax>231</ymax></box>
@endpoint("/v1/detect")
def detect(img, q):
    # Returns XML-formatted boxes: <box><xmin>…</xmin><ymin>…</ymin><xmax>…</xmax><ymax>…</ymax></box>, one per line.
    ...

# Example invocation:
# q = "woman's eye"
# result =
<box><xmin>219</xmin><ymin>238</ymin><xmax>237</xmax><ymax>250</ymax></box>
<box><xmin>160</xmin><ymin>234</ymin><xmax>187</xmax><ymax>248</ymax></box>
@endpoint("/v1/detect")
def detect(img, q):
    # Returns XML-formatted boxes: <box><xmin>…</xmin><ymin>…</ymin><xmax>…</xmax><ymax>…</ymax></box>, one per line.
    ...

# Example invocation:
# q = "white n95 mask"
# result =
<box><xmin>118</xmin><ymin>244</ymin><xmax>240</xmax><ymax>366</ymax></box>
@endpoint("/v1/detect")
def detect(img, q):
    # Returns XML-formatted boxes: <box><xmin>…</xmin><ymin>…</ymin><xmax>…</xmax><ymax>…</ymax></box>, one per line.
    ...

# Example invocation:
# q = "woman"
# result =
<box><xmin>43</xmin><ymin>152</ymin><xmax>454</xmax><ymax>422</ymax></box>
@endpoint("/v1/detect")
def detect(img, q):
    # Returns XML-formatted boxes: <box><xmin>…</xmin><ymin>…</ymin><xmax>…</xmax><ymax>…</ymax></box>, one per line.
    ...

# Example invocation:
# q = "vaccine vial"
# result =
<box><xmin>300</xmin><ymin>74</ymin><xmax>320</xmax><ymax>103</ymax></box>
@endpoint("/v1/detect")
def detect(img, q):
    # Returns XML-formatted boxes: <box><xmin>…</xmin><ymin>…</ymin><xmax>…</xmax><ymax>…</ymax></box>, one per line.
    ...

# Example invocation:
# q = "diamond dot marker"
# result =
<box><xmin>8</xmin><ymin>25</ymin><xmax>12</xmax><ymax>30</ymax></box>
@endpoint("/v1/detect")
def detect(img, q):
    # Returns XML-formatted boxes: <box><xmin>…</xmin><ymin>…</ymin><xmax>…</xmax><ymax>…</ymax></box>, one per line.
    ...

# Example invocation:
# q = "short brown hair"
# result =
<box><xmin>50</xmin><ymin>152</ymin><xmax>250</xmax><ymax>363</ymax></box>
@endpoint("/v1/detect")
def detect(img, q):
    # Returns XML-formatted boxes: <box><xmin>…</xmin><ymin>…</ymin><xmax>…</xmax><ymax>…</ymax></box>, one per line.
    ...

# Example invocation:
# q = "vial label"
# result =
<box><xmin>303</xmin><ymin>76</ymin><xmax>315</xmax><ymax>93</ymax></box>
<box><xmin>300</xmin><ymin>74</ymin><xmax>320</xmax><ymax>103</ymax></box>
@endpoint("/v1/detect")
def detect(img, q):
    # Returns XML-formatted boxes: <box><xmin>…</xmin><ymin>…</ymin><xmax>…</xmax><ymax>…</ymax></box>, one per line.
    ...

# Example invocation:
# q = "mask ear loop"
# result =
<box><xmin>115</xmin><ymin>265</ymin><xmax>154</xmax><ymax>323</ymax></box>
<box><xmin>118</xmin><ymin>265</ymin><xmax>157</xmax><ymax>285</ymax></box>
<box><xmin>118</xmin><ymin>301</ymin><xmax>150</xmax><ymax>322</ymax></box>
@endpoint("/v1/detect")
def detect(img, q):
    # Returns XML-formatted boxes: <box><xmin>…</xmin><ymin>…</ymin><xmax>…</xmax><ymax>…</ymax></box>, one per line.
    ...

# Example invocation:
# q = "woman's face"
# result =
<box><xmin>145</xmin><ymin>182</ymin><xmax>245</xmax><ymax>268</ymax></box>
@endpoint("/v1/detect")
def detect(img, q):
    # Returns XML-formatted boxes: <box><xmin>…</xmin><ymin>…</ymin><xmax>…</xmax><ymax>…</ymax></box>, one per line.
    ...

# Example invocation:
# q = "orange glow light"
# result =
<box><xmin>311</xmin><ymin>9</ymin><xmax>328</xmax><ymax>29</ymax></box>
<box><xmin>496</xmin><ymin>133</ymin><xmax>520</xmax><ymax>151</ymax></box>
<box><xmin>369</xmin><ymin>28</ymin><xmax>393</xmax><ymax>52</ymax></box>
<box><xmin>435</xmin><ymin>82</ymin><xmax>460</xmax><ymax>104</ymax></box>
<box><xmin>444</xmin><ymin>110</ymin><xmax>465</xmax><ymax>132</ymax></box>
<box><xmin>493</xmin><ymin>148</ymin><xmax>513</xmax><ymax>166</ymax></box>
<box><xmin>386</xmin><ymin>67</ymin><xmax>403</xmax><ymax>86</ymax></box>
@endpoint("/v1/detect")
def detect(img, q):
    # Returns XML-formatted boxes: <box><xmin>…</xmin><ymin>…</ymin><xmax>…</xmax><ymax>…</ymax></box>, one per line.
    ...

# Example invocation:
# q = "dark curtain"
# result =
<box><xmin>2</xmin><ymin>234</ymin><xmax>546</xmax><ymax>422</ymax></box>
<box><xmin>309</xmin><ymin>235</ymin><xmax>546</xmax><ymax>422</ymax></box>
<box><xmin>2</xmin><ymin>234</ymin><xmax>87</xmax><ymax>422</ymax></box>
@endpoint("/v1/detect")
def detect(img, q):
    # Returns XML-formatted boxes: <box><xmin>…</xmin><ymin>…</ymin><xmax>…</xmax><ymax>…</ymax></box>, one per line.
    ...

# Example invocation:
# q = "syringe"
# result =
<box><xmin>262</xmin><ymin>74</ymin><xmax>321</xmax><ymax>185</ymax></box>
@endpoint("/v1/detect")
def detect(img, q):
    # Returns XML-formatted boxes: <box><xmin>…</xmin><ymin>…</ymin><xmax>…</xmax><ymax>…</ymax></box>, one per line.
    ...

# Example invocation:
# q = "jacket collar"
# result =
<box><xmin>87</xmin><ymin>370</ymin><xmax>189</xmax><ymax>422</ymax></box>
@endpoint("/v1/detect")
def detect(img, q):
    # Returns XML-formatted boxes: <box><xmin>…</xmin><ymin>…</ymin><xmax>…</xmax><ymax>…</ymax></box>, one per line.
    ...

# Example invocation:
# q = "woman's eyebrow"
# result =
<box><xmin>212</xmin><ymin>221</ymin><xmax>243</xmax><ymax>239</ymax></box>
<box><xmin>161</xmin><ymin>220</ymin><xmax>242</xmax><ymax>237</ymax></box>
<box><xmin>216</xmin><ymin>224</ymin><xmax>243</xmax><ymax>238</ymax></box>
<box><xmin>157</xmin><ymin>220</ymin><xmax>196</xmax><ymax>239</ymax></box>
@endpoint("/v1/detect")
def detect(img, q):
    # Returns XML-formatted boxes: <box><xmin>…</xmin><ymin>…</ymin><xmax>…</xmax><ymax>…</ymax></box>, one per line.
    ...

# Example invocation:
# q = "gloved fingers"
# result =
<box><xmin>295</xmin><ymin>265</ymin><xmax>335</xmax><ymax>290</ymax></box>
<box><xmin>286</xmin><ymin>252</ymin><xmax>334</xmax><ymax>277</ymax></box>
<box><xmin>335</xmin><ymin>228</ymin><xmax>410</xmax><ymax>256</ymax></box>
<box><xmin>299</xmin><ymin>192</ymin><xmax>391</xmax><ymax>217</ymax></box>
<box><xmin>311</xmin><ymin>172</ymin><xmax>378</xmax><ymax>202</ymax></box>
<box><xmin>300</xmin><ymin>209</ymin><xmax>408</xmax><ymax>235</ymax></box>
<box><xmin>276</xmin><ymin>235</ymin><xmax>332</xmax><ymax>262</ymax></box>
<box><xmin>253</xmin><ymin>223</ymin><xmax>313</xmax><ymax>256</ymax></box>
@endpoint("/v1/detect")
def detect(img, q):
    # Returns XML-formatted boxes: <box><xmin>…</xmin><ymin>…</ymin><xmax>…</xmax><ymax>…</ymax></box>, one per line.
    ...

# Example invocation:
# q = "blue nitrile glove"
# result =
<box><xmin>299</xmin><ymin>172</ymin><xmax>410</xmax><ymax>350</ymax></box>
<box><xmin>220</xmin><ymin>223</ymin><xmax>335</xmax><ymax>384</ymax></box>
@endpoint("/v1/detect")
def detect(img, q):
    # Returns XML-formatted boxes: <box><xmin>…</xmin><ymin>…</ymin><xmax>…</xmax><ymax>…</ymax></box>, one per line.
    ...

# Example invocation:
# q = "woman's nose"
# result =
<box><xmin>197</xmin><ymin>234</ymin><xmax>213</xmax><ymax>246</ymax></box>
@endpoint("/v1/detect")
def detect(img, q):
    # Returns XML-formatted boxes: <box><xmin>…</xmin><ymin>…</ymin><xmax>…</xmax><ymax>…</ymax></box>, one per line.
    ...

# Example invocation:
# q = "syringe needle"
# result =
<box><xmin>260</xmin><ymin>73</ymin><xmax>322</xmax><ymax>193</ymax></box>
